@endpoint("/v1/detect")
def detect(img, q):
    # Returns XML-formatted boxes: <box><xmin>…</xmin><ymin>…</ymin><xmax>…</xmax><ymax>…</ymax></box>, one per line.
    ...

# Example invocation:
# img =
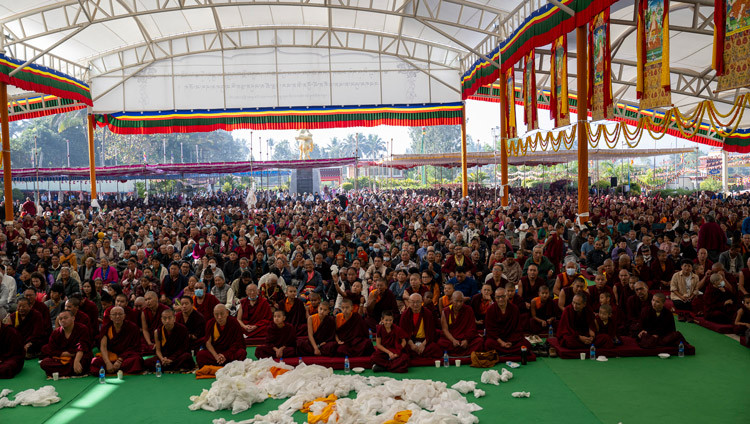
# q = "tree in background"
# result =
<box><xmin>700</xmin><ymin>177</ymin><xmax>722</xmax><ymax>192</ymax></box>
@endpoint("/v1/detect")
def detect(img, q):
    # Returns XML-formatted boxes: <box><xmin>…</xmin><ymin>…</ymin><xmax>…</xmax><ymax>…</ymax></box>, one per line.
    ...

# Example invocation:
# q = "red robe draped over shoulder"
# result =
<box><xmin>239</xmin><ymin>297</ymin><xmax>272</xmax><ymax>337</ymax></box>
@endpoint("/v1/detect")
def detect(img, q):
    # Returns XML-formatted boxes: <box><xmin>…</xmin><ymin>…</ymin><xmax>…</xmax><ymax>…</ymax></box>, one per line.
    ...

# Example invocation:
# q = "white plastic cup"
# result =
<box><xmin>52</xmin><ymin>372</ymin><xmax>59</xmax><ymax>381</ymax></box>
<box><xmin>455</xmin><ymin>359</ymin><xmax>461</xmax><ymax>367</ymax></box>
<box><xmin>434</xmin><ymin>360</ymin><xmax>441</xmax><ymax>368</ymax></box>
<box><xmin>580</xmin><ymin>352</ymin><xmax>586</xmax><ymax>360</ymax></box>
<box><xmin>117</xmin><ymin>370</ymin><xmax>124</xmax><ymax>380</ymax></box>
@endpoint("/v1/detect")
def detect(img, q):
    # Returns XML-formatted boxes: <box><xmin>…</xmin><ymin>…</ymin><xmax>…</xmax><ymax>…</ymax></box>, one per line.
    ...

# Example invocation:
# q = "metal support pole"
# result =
<box><xmin>354</xmin><ymin>132</ymin><xmax>360</xmax><ymax>191</ymax></box>
<box><xmin>87</xmin><ymin>114</ymin><xmax>98</xmax><ymax>207</ymax></box>
<box><xmin>460</xmin><ymin>103</ymin><xmax>468</xmax><ymax>197</ymax></box>
<box><xmin>722</xmin><ymin>149</ymin><xmax>729</xmax><ymax>194</ymax></box>
<box><xmin>576</xmin><ymin>25</ymin><xmax>589</xmax><ymax>224</ymax></box>
<box><xmin>421</xmin><ymin>126</ymin><xmax>426</xmax><ymax>185</ymax></box>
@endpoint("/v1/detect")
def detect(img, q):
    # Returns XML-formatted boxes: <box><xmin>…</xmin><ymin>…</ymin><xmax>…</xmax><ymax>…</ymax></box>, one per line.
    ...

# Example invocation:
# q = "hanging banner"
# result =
<box><xmin>637</xmin><ymin>0</ymin><xmax>671</xmax><ymax>109</ymax></box>
<box><xmin>523</xmin><ymin>50</ymin><xmax>539</xmax><ymax>131</ymax></box>
<box><xmin>588</xmin><ymin>9</ymin><xmax>614</xmax><ymax>121</ymax></box>
<box><xmin>714</xmin><ymin>0</ymin><xmax>750</xmax><ymax>92</ymax></box>
<box><xmin>503</xmin><ymin>68</ymin><xmax>518</xmax><ymax>138</ymax></box>
<box><xmin>550</xmin><ymin>35</ymin><xmax>570</xmax><ymax>128</ymax></box>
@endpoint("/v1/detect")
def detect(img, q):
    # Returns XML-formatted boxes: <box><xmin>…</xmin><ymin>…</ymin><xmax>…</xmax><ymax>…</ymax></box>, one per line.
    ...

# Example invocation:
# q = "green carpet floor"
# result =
<box><xmin>1</xmin><ymin>322</ymin><xmax>747</xmax><ymax>424</ymax></box>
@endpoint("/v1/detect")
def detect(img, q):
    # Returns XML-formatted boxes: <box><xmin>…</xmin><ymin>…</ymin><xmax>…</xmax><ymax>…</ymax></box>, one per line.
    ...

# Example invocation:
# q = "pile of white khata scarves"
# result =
<box><xmin>0</xmin><ymin>386</ymin><xmax>60</xmax><ymax>409</ymax></box>
<box><xmin>189</xmin><ymin>358</ymin><xmax>484</xmax><ymax>424</ymax></box>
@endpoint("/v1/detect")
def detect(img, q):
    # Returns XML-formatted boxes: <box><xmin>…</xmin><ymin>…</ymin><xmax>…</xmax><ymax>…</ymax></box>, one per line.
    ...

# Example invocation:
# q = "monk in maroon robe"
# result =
<box><xmin>625</xmin><ymin>281</ymin><xmax>652</xmax><ymax>337</ymax></box>
<box><xmin>64</xmin><ymin>297</ymin><xmax>95</xmax><ymax>342</ymax></box>
<box><xmin>703</xmin><ymin>274</ymin><xmax>736</xmax><ymax>324</ymax></box>
<box><xmin>4</xmin><ymin>298</ymin><xmax>47</xmax><ymax>357</ymax></box>
<box><xmin>437</xmin><ymin>292</ymin><xmax>484</xmax><ymax>355</ymax></box>
<box><xmin>255</xmin><ymin>310</ymin><xmax>297</xmax><ymax>359</ymax></box>
<box><xmin>78</xmin><ymin>295</ymin><xmax>100</xmax><ymax>339</ymax></box>
<box><xmin>193</xmin><ymin>281</ymin><xmax>220</xmax><ymax>322</ymax></box>
<box><xmin>177</xmin><ymin>296</ymin><xmax>207</xmax><ymax>351</ymax></box>
<box><xmin>483</xmin><ymin>287</ymin><xmax>530</xmax><ymax>354</ymax></box>
<box><xmin>298</xmin><ymin>302</ymin><xmax>336</xmax><ymax>356</ymax></box>
<box><xmin>0</xmin><ymin>322</ymin><xmax>24</xmax><ymax>378</ymax></box>
<box><xmin>400</xmin><ymin>293</ymin><xmax>441</xmax><ymax>358</ymax></box>
<box><xmin>143</xmin><ymin>309</ymin><xmax>194</xmax><ymax>372</ymax></box>
<box><xmin>237</xmin><ymin>284</ymin><xmax>272</xmax><ymax>339</ymax></box>
<box><xmin>637</xmin><ymin>293</ymin><xmax>685</xmax><ymax>348</ymax></box>
<box><xmin>529</xmin><ymin>286</ymin><xmax>558</xmax><ymax>334</ymax></box>
<box><xmin>371</xmin><ymin>311</ymin><xmax>409</xmax><ymax>373</ymax></box>
<box><xmin>196</xmin><ymin>305</ymin><xmax>247</xmax><ymax>367</ymax></box>
<box><xmin>470</xmin><ymin>284</ymin><xmax>493</xmax><ymax>329</ymax></box>
<box><xmin>519</xmin><ymin>264</ymin><xmax>544</xmax><ymax>304</ymax></box>
<box><xmin>557</xmin><ymin>293</ymin><xmax>611</xmax><ymax>349</ymax></box>
<box><xmin>282</xmin><ymin>285</ymin><xmax>308</xmax><ymax>336</ymax></box>
<box><xmin>557</xmin><ymin>277</ymin><xmax>587</xmax><ymax>312</ymax></box>
<box><xmin>734</xmin><ymin>295</ymin><xmax>750</xmax><ymax>336</ymax></box>
<box><xmin>23</xmin><ymin>288</ymin><xmax>51</xmax><ymax>338</ymax></box>
<box><xmin>90</xmin><ymin>306</ymin><xmax>144</xmax><ymax>374</ymax></box>
<box><xmin>140</xmin><ymin>291</ymin><xmax>170</xmax><ymax>353</ymax></box>
<box><xmin>102</xmin><ymin>294</ymin><xmax>139</xmax><ymax>327</ymax></box>
<box><xmin>40</xmin><ymin>310</ymin><xmax>92</xmax><ymax>377</ymax></box>
<box><xmin>325</xmin><ymin>298</ymin><xmax>373</xmax><ymax>357</ymax></box>
<box><xmin>594</xmin><ymin>304</ymin><xmax>619</xmax><ymax>348</ymax></box>
<box><xmin>365</xmin><ymin>279</ymin><xmax>400</xmax><ymax>330</ymax></box>
<box><xmin>588</xmin><ymin>273</ymin><xmax>615</xmax><ymax>312</ymax></box>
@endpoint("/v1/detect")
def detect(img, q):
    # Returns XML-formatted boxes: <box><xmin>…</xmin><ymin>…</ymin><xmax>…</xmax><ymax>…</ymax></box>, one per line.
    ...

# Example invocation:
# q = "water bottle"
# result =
<box><xmin>548</xmin><ymin>325</ymin><xmax>554</xmax><ymax>339</ymax></box>
<box><xmin>443</xmin><ymin>351</ymin><xmax>449</xmax><ymax>368</ymax></box>
<box><xmin>155</xmin><ymin>360</ymin><xmax>162</xmax><ymax>378</ymax></box>
<box><xmin>678</xmin><ymin>342</ymin><xmax>685</xmax><ymax>358</ymax></box>
<box><xmin>589</xmin><ymin>344</ymin><xmax>596</xmax><ymax>360</ymax></box>
<box><xmin>344</xmin><ymin>356</ymin><xmax>350</xmax><ymax>373</ymax></box>
<box><xmin>368</xmin><ymin>329</ymin><xmax>373</xmax><ymax>342</ymax></box>
<box><xmin>99</xmin><ymin>366</ymin><xmax>106</xmax><ymax>384</ymax></box>
<box><xmin>280</xmin><ymin>357</ymin><xmax>284</xmax><ymax>364</ymax></box>
<box><xmin>298</xmin><ymin>357</ymin><xmax>304</xmax><ymax>366</ymax></box>
<box><xmin>520</xmin><ymin>346</ymin><xmax>528</xmax><ymax>365</ymax></box>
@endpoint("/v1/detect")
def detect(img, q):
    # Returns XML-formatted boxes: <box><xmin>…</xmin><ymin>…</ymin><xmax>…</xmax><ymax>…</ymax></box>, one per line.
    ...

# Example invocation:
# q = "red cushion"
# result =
<box><xmin>262</xmin><ymin>352</ymin><xmax>536</xmax><ymax>369</ymax></box>
<box><xmin>548</xmin><ymin>336</ymin><xmax>695</xmax><ymax>359</ymax></box>
<box><xmin>245</xmin><ymin>337</ymin><xmax>265</xmax><ymax>346</ymax></box>
<box><xmin>693</xmin><ymin>317</ymin><xmax>734</xmax><ymax>334</ymax></box>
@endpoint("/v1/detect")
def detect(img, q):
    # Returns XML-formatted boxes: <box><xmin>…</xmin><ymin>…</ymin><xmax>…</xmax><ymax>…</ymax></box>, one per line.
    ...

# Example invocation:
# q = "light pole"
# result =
<box><xmin>491</xmin><ymin>126</ymin><xmax>500</xmax><ymax>201</ymax></box>
<box><xmin>421</xmin><ymin>126</ymin><xmax>426</xmax><ymax>186</ymax></box>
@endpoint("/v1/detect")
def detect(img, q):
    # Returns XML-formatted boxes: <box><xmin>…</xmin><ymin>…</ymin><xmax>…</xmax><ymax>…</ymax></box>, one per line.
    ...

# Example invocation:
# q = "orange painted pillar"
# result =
<box><xmin>460</xmin><ymin>103</ymin><xmax>468</xmax><ymax>197</ymax></box>
<box><xmin>1</xmin><ymin>82</ymin><xmax>13</xmax><ymax>223</ymax></box>
<box><xmin>87</xmin><ymin>114</ymin><xmax>98</xmax><ymax>206</ymax></box>
<box><xmin>576</xmin><ymin>26</ymin><xmax>589</xmax><ymax>224</ymax></box>
<box><xmin>500</xmin><ymin>73</ymin><xmax>509</xmax><ymax>207</ymax></box>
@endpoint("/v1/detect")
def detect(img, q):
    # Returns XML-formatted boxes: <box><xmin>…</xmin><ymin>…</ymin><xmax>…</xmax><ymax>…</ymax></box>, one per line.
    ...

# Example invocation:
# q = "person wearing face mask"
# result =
<box><xmin>192</xmin><ymin>281</ymin><xmax>220</xmax><ymax>322</ymax></box>
<box><xmin>200</xmin><ymin>259</ymin><xmax>224</xmax><ymax>282</ymax></box>
<box><xmin>236</xmin><ymin>284</ymin><xmax>272</xmax><ymax>339</ymax></box>
<box><xmin>552</xmin><ymin>261</ymin><xmax>582</xmax><ymax>297</ymax></box>
<box><xmin>702</xmin><ymin>273</ymin><xmax>735</xmax><ymax>324</ymax></box>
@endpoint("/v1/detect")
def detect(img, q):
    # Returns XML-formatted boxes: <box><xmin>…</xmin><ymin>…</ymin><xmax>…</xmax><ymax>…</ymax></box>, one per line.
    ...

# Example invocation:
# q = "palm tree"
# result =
<box><xmin>363</xmin><ymin>134</ymin><xmax>387</xmax><ymax>158</ymax></box>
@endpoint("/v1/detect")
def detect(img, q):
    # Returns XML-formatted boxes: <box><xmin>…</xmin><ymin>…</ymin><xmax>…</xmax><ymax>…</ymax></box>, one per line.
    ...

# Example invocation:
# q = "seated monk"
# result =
<box><xmin>483</xmin><ymin>287</ymin><xmax>531</xmax><ymax>355</ymax></box>
<box><xmin>470</xmin><ymin>284</ymin><xmax>493</xmax><ymax>329</ymax></box>
<box><xmin>324</xmin><ymin>298</ymin><xmax>373</xmax><ymax>357</ymax></box>
<box><xmin>371</xmin><ymin>310</ymin><xmax>409</xmax><ymax>373</ymax></box>
<box><xmin>40</xmin><ymin>310</ymin><xmax>92</xmax><ymax>377</ymax></box>
<box><xmin>733</xmin><ymin>294</ymin><xmax>750</xmax><ymax>338</ymax></box>
<box><xmin>637</xmin><ymin>293</ymin><xmax>685</xmax><ymax>349</ymax></box>
<box><xmin>552</xmin><ymin>261</ymin><xmax>583</xmax><ymax>297</ymax></box>
<box><xmin>0</xmin><ymin>321</ymin><xmax>24</xmax><ymax>378</ymax></box>
<box><xmin>22</xmin><ymin>288</ymin><xmax>51</xmax><ymax>338</ymax></box>
<box><xmin>437</xmin><ymin>283</ymin><xmax>455</xmax><ymax>312</ymax></box>
<box><xmin>176</xmin><ymin>296</ymin><xmax>207</xmax><ymax>351</ymax></box>
<box><xmin>90</xmin><ymin>306</ymin><xmax>144</xmax><ymax>375</ymax></box>
<box><xmin>423</xmin><ymin>291</ymin><xmax>440</xmax><ymax>320</ymax></box>
<box><xmin>365</xmin><ymin>278</ymin><xmax>400</xmax><ymax>331</ymax></box>
<box><xmin>282</xmin><ymin>285</ymin><xmax>309</xmax><ymax>336</ymax></box>
<box><xmin>594</xmin><ymin>304</ymin><xmax>621</xmax><ymax>348</ymax></box>
<box><xmin>196</xmin><ymin>305</ymin><xmax>247</xmax><ymax>367</ymax></box>
<box><xmin>297</xmin><ymin>302</ymin><xmax>336</xmax><ymax>356</ymax></box>
<box><xmin>402</xmin><ymin>272</ymin><xmax>428</xmax><ymax>301</ymax></box>
<box><xmin>143</xmin><ymin>309</ymin><xmax>195</xmax><ymax>372</ymax></box>
<box><xmin>588</xmin><ymin>273</ymin><xmax>615</xmax><ymax>312</ymax></box>
<box><xmin>437</xmin><ymin>292</ymin><xmax>484</xmax><ymax>356</ymax></box>
<box><xmin>306</xmin><ymin>293</ymin><xmax>322</xmax><ymax>316</ymax></box>
<box><xmin>77</xmin><ymin>294</ymin><xmax>100</xmax><ymax>340</ymax></box>
<box><xmin>558</xmin><ymin>277</ymin><xmax>588</xmax><ymax>312</ymax></box>
<box><xmin>399</xmin><ymin>294</ymin><xmax>441</xmax><ymax>358</ymax></box>
<box><xmin>598</xmin><ymin>292</ymin><xmax>626</xmax><ymax>336</ymax></box>
<box><xmin>193</xmin><ymin>282</ymin><xmax>220</xmax><ymax>322</ymax></box>
<box><xmin>140</xmin><ymin>291</ymin><xmax>170</xmax><ymax>354</ymax></box>
<box><xmin>236</xmin><ymin>284</ymin><xmax>272</xmax><ymax>339</ymax></box>
<box><xmin>63</xmin><ymin>297</ymin><xmax>93</xmax><ymax>340</ymax></box>
<box><xmin>557</xmin><ymin>293</ymin><xmax>613</xmax><ymax>349</ymax></box>
<box><xmin>103</xmin><ymin>294</ymin><xmax>139</xmax><ymax>327</ymax></box>
<box><xmin>703</xmin><ymin>274</ymin><xmax>736</xmax><ymax>324</ymax></box>
<box><xmin>530</xmin><ymin>286</ymin><xmax>558</xmax><ymax>335</ymax></box>
<box><xmin>334</xmin><ymin>280</ymin><xmax>365</xmax><ymax>316</ymax></box>
<box><xmin>518</xmin><ymin>264</ymin><xmax>544</xmax><ymax>306</ymax></box>
<box><xmin>3</xmin><ymin>297</ymin><xmax>47</xmax><ymax>358</ymax></box>
<box><xmin>625</xmin><ymin>281</ymin><xmax>652</xmax><ymax>337</ymax></box>
<box><xmin>255</xmin><ymin>310</ymin><xmax>297</xmax><ymax>359</ymax></box>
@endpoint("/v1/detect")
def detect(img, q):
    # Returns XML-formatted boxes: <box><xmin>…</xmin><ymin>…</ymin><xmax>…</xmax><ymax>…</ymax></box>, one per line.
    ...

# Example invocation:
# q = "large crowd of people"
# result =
<box><xmin>1</xmin><ymin>185</ymin><xmax>749</xmax><ymax>378</ymax></box>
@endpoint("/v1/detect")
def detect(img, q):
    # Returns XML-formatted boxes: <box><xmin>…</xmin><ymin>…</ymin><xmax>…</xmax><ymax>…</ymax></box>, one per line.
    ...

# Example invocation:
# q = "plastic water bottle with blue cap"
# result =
<box><xmin>589</xmin><ymin>344</ymin><xmax>596</xmax><ymax>360</ymax></box>
<box><xmin>99</xmin><ymin>366</ymin><xmax>106</xmax><ymax>384</ymax></box>
<box><xmin>443</xmin><ymin>351</ymin><xmax>449</xmax><ymax>368</ymax></box>
<box><xmin>678</xmin><ymin>342</ymin><xmax>685</xmax><ymax>358</ymax></box>
<box><xmin>344</xmin><ymin>356</ymin><xmax>350</xmax><ymax>373</ymax></box>
<box><xmin>155</xmin><ymin>360</ymin><xmax>162</xmax><ymax>377</ymax></box>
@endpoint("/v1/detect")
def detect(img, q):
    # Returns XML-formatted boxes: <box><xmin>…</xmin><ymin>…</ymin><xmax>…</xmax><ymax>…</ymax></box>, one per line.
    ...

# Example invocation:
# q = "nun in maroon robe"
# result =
<box><xmin>557</xmin><ymin>293</ymin><xmax>611</xmax><ymax>349</ymax></box>
<box><xmin>255</xmin><ymin>310</ymin><xmax>297</xmax><ymax>359</ymax></box>
<box><xmin>483</xmin><ymin>288</ymin><xmax>530</xmax><ymax>354</ymax></box>
<box><xmin>371</xmin><ymin>316</ymin><xmax>409</xmax><ymax>373</ymax></box>
<box><xmin>196</xmin><ymin>306</ymin><xmax>247</xmax><ymax>367</ymax></box>
<box><xmin>90</xmin><ymin>307</ymin><xmax>144</xmax><ymax>374</ymax></box>
<box><xmin>0</xmin><ymin>323</ymin><xmax>24</xmax><ymax>378</ymax></box>
<box><xmin>437</xmin><ymin>293</ymin><xmax>484</xmax><ymax>356</ymax></box>
<box><xmin>399</xmin><ymin>295</ymin><xmax>441</xmax><ymax>358</ymax></box>
<box><xmin>176</xmin><ymin>296</ymin><xmax>207</xmax><ymax>351</ymax></box>
<box><xmin>637</xmin><ymin>294</ymin><xmax>685</xmax><ymax>349</ymax></box>
<box><xmin>297</xmin><ymin>305</ymin><xmax>336</xmax><ymax>356</ymax></box>
<box><xmin>323</xmin><ymin>299</ymin><xmax>373</xmax><ymax>357</ymax></box>
<box><xmin>237</xmin><ymin>286</ymin><xmax>272</xmax><ymax>338</ymax></box>
<box><xmin>143</xmin><ymin>311</ymin><xmax>194</xmax><ymax>372</ymax></box>
<box><xmin>40</xmin><ymin>313</ymin><xmax>93</xmax><ymax>377</ymax></box>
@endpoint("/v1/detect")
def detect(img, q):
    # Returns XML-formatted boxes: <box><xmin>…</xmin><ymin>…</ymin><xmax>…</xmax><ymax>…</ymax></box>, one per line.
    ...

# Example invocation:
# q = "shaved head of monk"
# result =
<box><xmin>213</xmin><ymin>304</ymin><xmax>229</xmax><ymax>325</ymax></box>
